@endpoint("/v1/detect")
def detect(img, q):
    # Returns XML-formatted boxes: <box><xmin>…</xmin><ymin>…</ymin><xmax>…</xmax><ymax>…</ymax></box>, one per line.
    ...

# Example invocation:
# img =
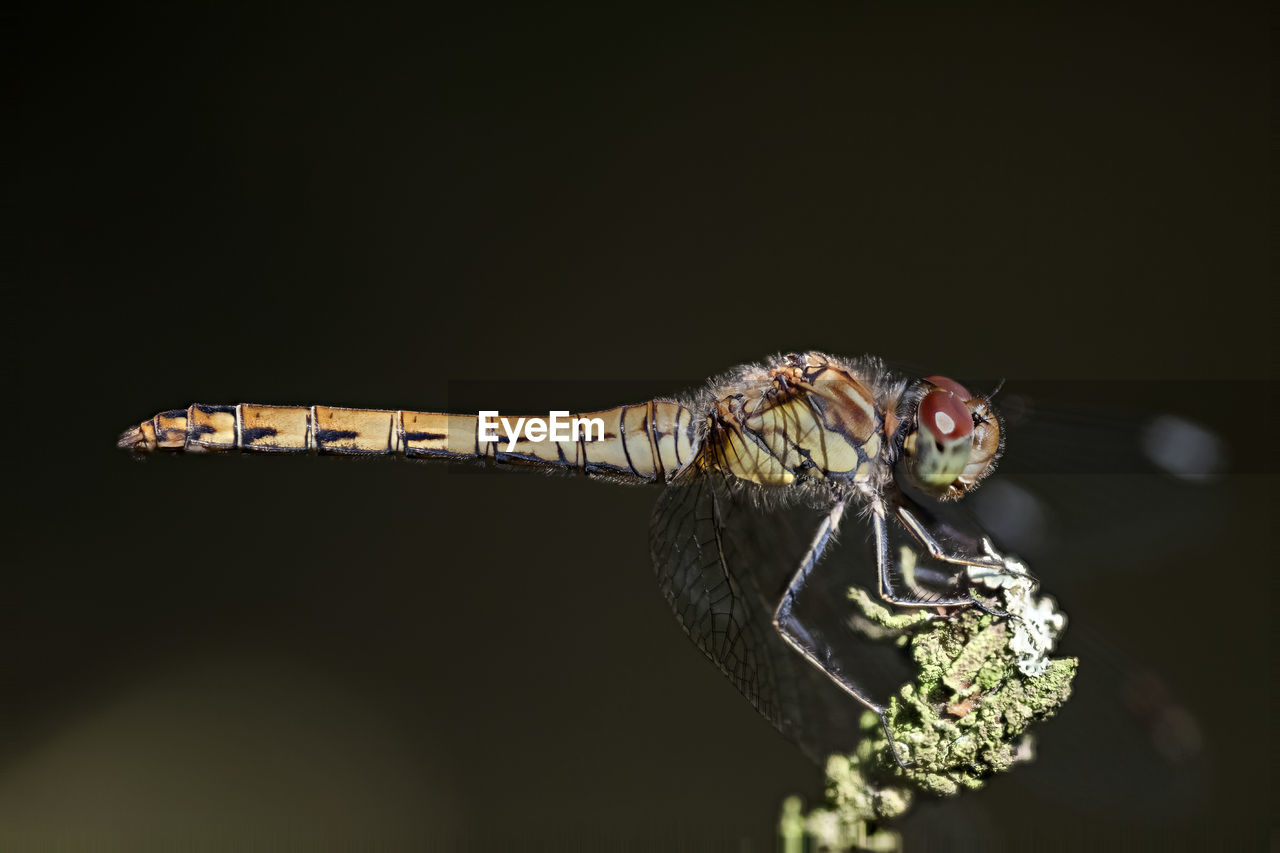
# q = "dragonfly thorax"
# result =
<box><xmin>702</xmin><ymin>353</ymin><xmax>888</xmax><ymax>493</ymax></box>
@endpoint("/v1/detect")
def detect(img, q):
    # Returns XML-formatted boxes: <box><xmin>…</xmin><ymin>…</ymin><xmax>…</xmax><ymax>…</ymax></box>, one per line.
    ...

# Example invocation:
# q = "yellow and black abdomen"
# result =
<box><xmin>118</xmin><ymin>401</ymin><xmax>697</xmax><ymax>484</ymax></box>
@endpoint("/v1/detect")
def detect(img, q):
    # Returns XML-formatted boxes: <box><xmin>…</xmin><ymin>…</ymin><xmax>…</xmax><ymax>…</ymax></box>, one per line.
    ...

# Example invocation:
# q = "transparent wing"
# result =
<box><xmin>649</xmin><ymin>470</ymin><xmax>781</xmax><ymax>723</ymax></box>
<box><xmin>971</xmin><ymin>384</ymin><xmax>1240</xmax><ymax>576</ymax></box>
<box><xmin>959</xmin><ymin>385</ymin><xmax>1249</xmax><ymax>819</ymax></box>
<box><xmin>650</xmin><ymin>467</ymin><xmax>909</xmax><ymax>762</ymax></box>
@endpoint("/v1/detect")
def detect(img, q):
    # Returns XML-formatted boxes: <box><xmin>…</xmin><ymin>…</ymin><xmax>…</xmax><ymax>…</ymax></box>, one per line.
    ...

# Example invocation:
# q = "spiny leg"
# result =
<box><xmin>874</xmin><ymin>497</ymin><xmax>1036</xmax><ymax>616</ymax></box>
<box><xmin>771</xmin><ymin>499</ymin><xmax>914</xmax><ymax>769</ymax></box>
<box><xmin>894</xmin><ymin>502</ymin><xmax>1037</xmax><ymax>584</ymax></box>
<box><xmin>872</xmin><ymin>500</ymin><xmax>975</xmax><ymax>609</ymax></box>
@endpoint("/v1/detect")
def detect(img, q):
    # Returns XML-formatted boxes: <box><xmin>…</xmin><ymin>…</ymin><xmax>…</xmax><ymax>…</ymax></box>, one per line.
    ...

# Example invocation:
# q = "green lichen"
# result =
<box><xmin>785</xmin><ymin>572</ymin><xmax>1077</xmax><ymax>851</ymax></box>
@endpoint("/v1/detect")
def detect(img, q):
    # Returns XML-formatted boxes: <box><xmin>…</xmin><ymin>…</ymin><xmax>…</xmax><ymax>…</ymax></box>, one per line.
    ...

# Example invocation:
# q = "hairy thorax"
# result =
<box><xmin>701</xmin><ymin>353</ymin><xmax>896</xmax><ymax>495</ymax></box>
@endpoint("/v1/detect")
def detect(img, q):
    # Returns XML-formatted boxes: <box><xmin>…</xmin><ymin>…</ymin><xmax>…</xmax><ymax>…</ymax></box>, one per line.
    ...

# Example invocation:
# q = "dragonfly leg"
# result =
<box><xmin>896</xmin><ymin>504</ymin><xmax>1036</xmax><ymax>584</ymax></box>
<box><xmin>965</xmin><ymin>593</ymin><xmax>1016</xmax><ymax>621</ymax></box>
<box><xmin>872</xmin><ymin>501</ymin><xmax>974</xmax><ymax>608</ymax></box>
<box><xmin>770</xmin><ymin>499</ymin><xmax>914</xmax><ymax>769</ymax></box>
<box><xmin>897</xmin><ymin>510</ymin><xmax>1035</xmax><ymax>618</ymax></box>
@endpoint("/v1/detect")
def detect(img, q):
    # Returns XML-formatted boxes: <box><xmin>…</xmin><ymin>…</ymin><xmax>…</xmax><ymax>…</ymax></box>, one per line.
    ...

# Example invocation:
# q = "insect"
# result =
<box><xmin>119</xmin><ymin>350</ymin><xmax>1032</xmax><ymax>763</ymax></box>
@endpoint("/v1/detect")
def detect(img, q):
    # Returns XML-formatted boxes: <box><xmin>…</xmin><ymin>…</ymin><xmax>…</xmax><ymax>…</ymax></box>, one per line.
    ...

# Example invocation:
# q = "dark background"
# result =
<box><xmin>9</xmin><ymin>5</ymin><xmax>1272</xmax><ymax>850</ymax></box>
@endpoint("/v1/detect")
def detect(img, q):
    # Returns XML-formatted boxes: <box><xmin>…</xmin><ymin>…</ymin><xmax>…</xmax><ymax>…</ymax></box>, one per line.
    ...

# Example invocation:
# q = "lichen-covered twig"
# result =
<box><xmin>783</xmin><ymin>551</ymin><xmax>1076</xmax><ymax>852</ymax></box>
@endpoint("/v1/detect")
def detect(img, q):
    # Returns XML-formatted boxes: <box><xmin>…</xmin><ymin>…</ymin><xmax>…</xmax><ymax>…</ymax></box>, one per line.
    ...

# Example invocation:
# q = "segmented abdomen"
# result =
<box><xmin>118</xmin><ymin>401</ymin><xmax>697</xmax><ymax>484</ymax></box>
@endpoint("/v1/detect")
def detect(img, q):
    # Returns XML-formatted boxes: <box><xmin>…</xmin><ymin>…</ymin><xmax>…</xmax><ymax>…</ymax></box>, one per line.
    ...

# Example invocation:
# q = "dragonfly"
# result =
<box><xmin>118</xmin><ymin>350</ymin><xmax>1029</xmax><ymax>763</ymax></box>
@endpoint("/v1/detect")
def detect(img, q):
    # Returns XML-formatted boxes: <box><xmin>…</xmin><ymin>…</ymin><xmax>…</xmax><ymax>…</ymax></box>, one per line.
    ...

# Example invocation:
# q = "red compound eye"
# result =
<box><xmin>923</xmin><ymin>375</ymin><xmax>972</xmax><ymax>400</ymax></box>
<box><xmin>919</xmin><ymin>386</ymin><xmax>973</xmax><ymax>442</ymax></box>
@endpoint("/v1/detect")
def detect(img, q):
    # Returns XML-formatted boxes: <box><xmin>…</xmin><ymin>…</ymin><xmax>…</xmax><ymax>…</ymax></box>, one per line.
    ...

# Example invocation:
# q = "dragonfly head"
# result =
<box><xmin>903</xmin><ymin>376</ymin><xmax>1003</xmax><ymax>500</ymax></box>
